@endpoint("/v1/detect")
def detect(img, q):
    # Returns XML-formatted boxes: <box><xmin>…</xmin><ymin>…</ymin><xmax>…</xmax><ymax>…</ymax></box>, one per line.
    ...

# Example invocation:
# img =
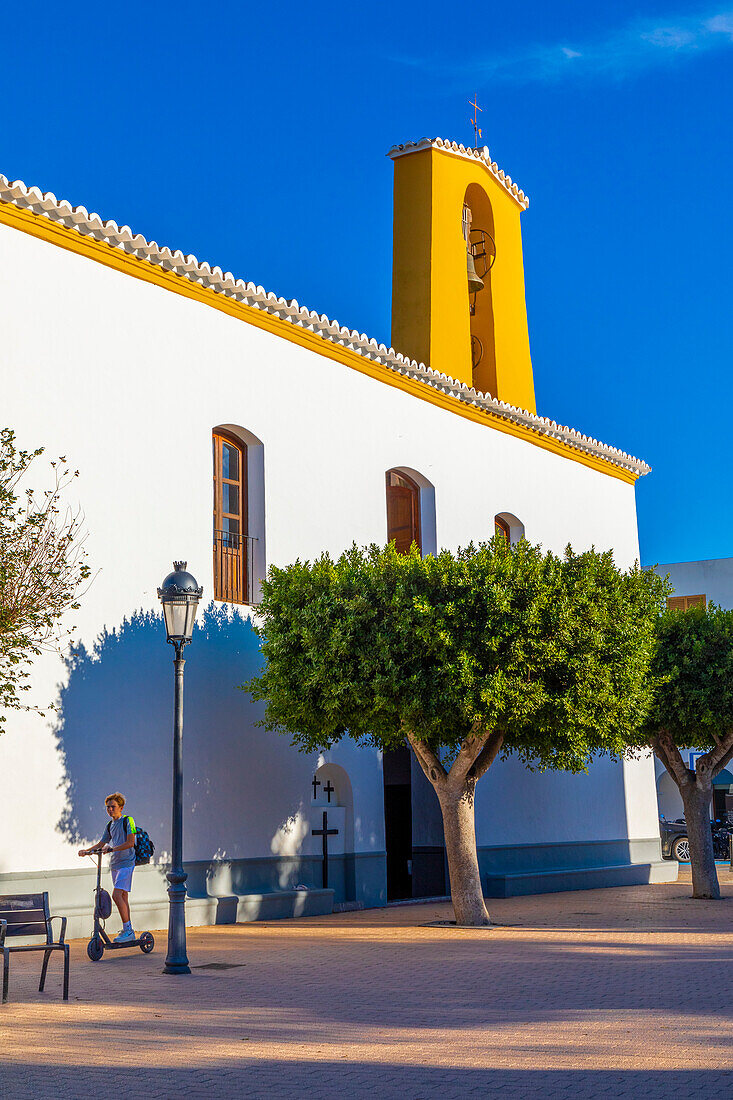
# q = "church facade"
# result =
<box><xmin>0</xmin><ymin>138</ymin><xmax>674</xmax><ymax>935</ymax></box>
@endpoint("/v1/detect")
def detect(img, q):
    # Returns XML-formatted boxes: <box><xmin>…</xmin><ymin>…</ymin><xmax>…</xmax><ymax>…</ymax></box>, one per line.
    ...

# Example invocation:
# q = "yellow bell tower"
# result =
<box><xmin>389</xmin><ymin>138</ymin><xmax>536</xmax><ymax>414</ymax></box>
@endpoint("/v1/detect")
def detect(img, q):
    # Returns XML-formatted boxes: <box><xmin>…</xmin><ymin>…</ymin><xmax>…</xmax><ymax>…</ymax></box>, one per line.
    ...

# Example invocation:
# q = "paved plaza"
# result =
<box><xmin>1</xmin><ymin>869</ymin><xmax>732</xmax><ymax>1099</ymax></box>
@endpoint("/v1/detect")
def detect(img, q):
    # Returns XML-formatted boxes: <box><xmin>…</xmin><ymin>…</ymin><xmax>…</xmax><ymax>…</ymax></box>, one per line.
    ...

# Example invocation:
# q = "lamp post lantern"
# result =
<box><xmin>157</xmin><ymin>561</ymin><xmax>203</xmax><ymax>975</ymax></box>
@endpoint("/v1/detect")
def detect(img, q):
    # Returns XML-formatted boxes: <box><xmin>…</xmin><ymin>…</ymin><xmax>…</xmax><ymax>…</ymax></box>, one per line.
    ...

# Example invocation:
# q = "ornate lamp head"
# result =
<box><xmin>157</xmin><ymin>561</ymin><xmax>203</xmax><ymax>644</ymax></box>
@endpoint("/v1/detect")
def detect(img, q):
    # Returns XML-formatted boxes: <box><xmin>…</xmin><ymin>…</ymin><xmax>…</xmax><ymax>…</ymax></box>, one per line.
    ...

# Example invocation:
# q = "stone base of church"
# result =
<box><xmin>2</xmin><ymin>841</ymin><xmax>678</xmax><ymax>940</ymax></box>
<box><xmin>480</xmin><ymin>837</ymin><xmax>678</xmax><ymax>898</ymax></box>
<box><xmin>184</xmin><ymin>852</ymin><xmax>387</xmax><ymax>910</ymax></box>
<box><xmin>0</xmin><ymin>853</ymin><xmax>387</xmax><ymax>942</ymax></box>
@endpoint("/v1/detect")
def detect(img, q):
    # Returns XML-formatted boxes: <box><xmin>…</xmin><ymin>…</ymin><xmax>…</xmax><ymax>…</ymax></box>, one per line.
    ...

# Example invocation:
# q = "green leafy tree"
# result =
<box><xmin>245</xmin><ymin>539</ymin><xmax>666</xmax><ymax>925</ymax></box>
<box><xmin>0</xmin><ymin>429</ymin><xmax>90</xmax><ymax>726</ymax></box>
<box><xmin>645</xmin><ymin>604</ymin><xmax>733</xmax><ymax>900</ymax></box>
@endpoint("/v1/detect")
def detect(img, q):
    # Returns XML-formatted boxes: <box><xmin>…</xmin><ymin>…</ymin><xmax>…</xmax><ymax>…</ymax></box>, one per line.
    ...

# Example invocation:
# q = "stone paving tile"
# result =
<box><xmin>1</xmin><ymin>870</ymin><xmax>732</xmax><ymax>1099</ymax></box>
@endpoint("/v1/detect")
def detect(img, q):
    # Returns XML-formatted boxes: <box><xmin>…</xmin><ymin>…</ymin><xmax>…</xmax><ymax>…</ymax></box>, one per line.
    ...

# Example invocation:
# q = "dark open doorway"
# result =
<box><xmin>383</xmin><ymin>745</ymin><xmax>413</xmax><ymax>900</ymax></box>
<box><xmin>383</xmin><ymin>745</ymin><xmax>447</xmax><ymax>901</ymax></box>
<box><xmin>713</xmin><ymin>787</ymin><xmax>729</xmax><ymax>821</ymax></box>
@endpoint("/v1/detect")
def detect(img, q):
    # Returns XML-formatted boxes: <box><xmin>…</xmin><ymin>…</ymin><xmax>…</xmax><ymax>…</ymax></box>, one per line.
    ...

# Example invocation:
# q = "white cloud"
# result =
<box><xmin>706</xmin><ymin>13</ymin><xmax>733</xmax><ymax>35</ymax></box>
<box><xmin>640</xmin><ymin>27</ymin><xmax>698</xmax><ymax>49</ymax></box>
<box><xmin>409</xmin><ymin>9</ymin><xmax>733</xmax><ymax>85</ymax></box>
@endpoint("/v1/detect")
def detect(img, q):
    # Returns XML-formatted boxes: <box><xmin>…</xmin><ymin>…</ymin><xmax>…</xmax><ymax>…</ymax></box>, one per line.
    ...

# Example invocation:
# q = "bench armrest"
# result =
<box><xmin>0</xmin><ymin>919</ymin><xmax>6</xmax><ymax>947</ymax></box>
<box><xmin>46</xmin><ymin>915</ymin><xmax>67</xmax><ymax>945</ymax></box>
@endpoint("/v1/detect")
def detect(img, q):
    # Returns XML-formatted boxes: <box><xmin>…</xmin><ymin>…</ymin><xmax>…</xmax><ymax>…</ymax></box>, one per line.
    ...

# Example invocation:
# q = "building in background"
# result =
<box><xmin>653</xmin><ymin>558</ymin><xmax>733</xmax><ymax>823</ymax></box>
<box><xmin>0</xmin><ymin>138</ymin><xmax>675</xmax><ymax>936</ymax></box>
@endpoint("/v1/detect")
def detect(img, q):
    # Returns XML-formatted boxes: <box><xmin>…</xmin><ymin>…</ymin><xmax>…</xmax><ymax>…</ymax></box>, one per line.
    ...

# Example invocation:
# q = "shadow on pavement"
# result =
<box><xmin>1</xmin><ymin>1062</ymin><xmax>732</xmax><ymax>1100</ymax></box>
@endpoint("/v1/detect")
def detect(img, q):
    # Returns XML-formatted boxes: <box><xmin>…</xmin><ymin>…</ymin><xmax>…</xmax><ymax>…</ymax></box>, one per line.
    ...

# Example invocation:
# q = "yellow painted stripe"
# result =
<box><xmin>0</xmin><ymin>200</ymin><xmax>638</xmax><ymax>484</ymax></box>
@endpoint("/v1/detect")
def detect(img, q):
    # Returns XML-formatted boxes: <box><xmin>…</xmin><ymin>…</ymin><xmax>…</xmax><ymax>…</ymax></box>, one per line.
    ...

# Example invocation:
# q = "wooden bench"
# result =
<box><xmin>0</xmin><ymin>893</ymin><xmax>70</xmax><ymax>1004</ymax></box>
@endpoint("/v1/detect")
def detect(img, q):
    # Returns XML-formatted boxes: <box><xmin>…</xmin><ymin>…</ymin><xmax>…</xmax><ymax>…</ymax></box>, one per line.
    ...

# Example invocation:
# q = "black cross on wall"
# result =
<box><xmin>312</xmin><ymin>810</ymin><xmax>338</xmax><ymax>889</ymax></box>
<box><xmin>323</xmin><ymin>779</ymin><xmax>335</xmax><ymax>803</ymax></box>
<box><xmin>312</xmin><ymin>774</ymin><xmax>321</xmax><ymax>799</ymax></box>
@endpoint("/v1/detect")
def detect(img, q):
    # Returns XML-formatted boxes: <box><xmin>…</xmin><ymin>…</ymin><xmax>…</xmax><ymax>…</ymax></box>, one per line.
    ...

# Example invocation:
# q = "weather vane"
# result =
<box><xmin>469</xmin><ymin>95</ymin><xmax>483</xmax><ymax>149</ymax></box>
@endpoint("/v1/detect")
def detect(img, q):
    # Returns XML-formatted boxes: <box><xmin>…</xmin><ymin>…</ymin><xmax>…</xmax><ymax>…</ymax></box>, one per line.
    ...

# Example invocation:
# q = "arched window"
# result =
<box><xmin>386</xmin><ymin>470</ymin><xmax>421</xmax><ymax>554</ymax></box>
<box><xmin>494</xmin><ymin>515</ymin><xmax>510</xmax><ymax>545</ymax></box>
<box><xmin>213</xmin><ymin>430</ymin><xmax>248</xmax><ymax>603</ymax></box>
<box><xmin>494</xmin><ymin>512</ymin><xmax>524</xmax><ymax>547</ymax></box>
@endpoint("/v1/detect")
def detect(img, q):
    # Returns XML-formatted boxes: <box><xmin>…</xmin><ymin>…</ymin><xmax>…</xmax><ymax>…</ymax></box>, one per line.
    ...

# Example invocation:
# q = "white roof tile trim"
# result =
<box><xmin>0</xmin><ymin>172</ymin><xmax>649</xmax><ymax>477</ymax></box>
<box><xmin>387</xmin><ymin>137</ymin><xmax>530</xmax><ymax>210</ymax></box>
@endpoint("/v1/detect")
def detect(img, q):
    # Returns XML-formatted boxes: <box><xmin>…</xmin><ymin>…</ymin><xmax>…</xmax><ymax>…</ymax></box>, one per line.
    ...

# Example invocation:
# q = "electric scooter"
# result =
<box><xmin>86</xmin><ymin>852</ymin><xmax>155</xmax><ymax>961</ymax></box>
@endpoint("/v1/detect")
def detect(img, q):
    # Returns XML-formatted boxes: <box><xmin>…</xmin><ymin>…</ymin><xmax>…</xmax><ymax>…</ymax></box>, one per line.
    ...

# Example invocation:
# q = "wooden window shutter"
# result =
<box><xmin>213</xmin><ymin>431</ymin><xmax>248</xmax><ymax>604</ymax></box>
<box><xmin>494</xmin><ymin>516</ymin><xmax>510</xmax><ymax>544</ymax></box>
<box><xmin>667</xmin><ymin>594</ymin><xmax>706</xmax><ymax>611</ymax></box>
<box><xmin>386</xmin><ymin>471</ymin><xmax>421</xmax><ymax>554</ymax></box>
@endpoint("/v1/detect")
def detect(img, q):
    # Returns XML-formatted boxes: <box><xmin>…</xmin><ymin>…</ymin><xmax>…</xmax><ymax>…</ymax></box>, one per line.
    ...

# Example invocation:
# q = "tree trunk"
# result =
<box><xmin>404</xmin><ymin>727</ymin><xmax>501</xmax><ymax>927</ymax></box>
<box><xmin>681</xmin><ymin>781</ymin><xmax>720</xmax><ymax>900</ymax></box>
<box><xmin>437</xmin><ymin>781</ymin><xmax>490</xmax><ymax>926</ymax></box>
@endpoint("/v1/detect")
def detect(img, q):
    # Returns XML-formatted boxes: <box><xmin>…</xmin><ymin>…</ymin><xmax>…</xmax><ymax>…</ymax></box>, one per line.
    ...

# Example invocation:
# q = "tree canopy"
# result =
<box><xmin>247</xmin><ymin>539</ymin><xmax>667</xmax><ymax>771</ymax></box>
<box><xmin>0</xmin><ymin>428</ymin><xmax>89</xmax><ymax>726</ymax></box>
<box><xmin>645</xmin><ymin>602</ymin><xmax>733</xmax><ymax>899</ymax></box>
<box><xmin>246</xmin><ymin>538</ymin><xmax>667</xmax><ymax>924</ymax></box>
<box><xmin>646</xmin><ymin>603</ymin><xmax>733</xmax><ymax>756</ymax></box>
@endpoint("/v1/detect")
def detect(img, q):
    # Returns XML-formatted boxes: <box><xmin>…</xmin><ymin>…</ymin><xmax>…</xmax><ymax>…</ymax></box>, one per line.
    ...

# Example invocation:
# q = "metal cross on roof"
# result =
<box><xmin>469</xmin><ymin>95</ymin><xmax>483</xmax><ymax>149</ymax></box>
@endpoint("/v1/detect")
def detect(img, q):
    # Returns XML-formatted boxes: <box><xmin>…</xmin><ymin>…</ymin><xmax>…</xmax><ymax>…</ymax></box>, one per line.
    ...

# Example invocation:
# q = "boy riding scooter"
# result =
<box><xmin>78</xmin><ymin>793</ymin><xmax>137</xmax><ymax>942</ymax></box>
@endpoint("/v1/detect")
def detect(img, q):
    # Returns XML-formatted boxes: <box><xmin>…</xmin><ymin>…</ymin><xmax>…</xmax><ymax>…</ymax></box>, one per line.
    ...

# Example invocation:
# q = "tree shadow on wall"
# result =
<box><xmin>55</xmin><ymin>604</ymin><xmax>267</xmax><ymax>860</ymax></box>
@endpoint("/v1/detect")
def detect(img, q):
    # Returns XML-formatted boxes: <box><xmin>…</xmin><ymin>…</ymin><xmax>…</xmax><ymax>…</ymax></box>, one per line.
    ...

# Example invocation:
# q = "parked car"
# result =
<box><xmin>659</xmin><ymin>816</ymin><xmax>732</xmax><ymax>861</ymax></box>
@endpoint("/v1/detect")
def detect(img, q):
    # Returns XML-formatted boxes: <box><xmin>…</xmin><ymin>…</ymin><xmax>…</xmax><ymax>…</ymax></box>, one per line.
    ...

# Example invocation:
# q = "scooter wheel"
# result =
<box><xmin>139</xmin><ymin>931</ymin><xmax>155</xmax><ymax>954</ymax></box>
<box><xmin>87</xmin><ymin>936</ymin><xmax>104</xmax><ymax>962</ymax></box>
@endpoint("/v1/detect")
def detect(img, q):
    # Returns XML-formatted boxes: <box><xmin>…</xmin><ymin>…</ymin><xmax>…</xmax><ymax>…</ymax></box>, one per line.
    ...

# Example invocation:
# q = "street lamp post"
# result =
<box><xmin>157</xmin><ymin>561</ymin><xmax>203</xmax><ymax>975</ymax></box>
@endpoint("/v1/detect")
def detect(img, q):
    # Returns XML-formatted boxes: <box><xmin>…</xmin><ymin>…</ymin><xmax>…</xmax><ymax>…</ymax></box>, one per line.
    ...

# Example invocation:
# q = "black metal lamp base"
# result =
<box><xmin>162</xmin><ymin>962</ymin><xmax>191</xmax><ymax>975</ymax></box>
<box><xmin>165</xmin><ymin>870</ymin><xmax>189</xmax><ymax>975</ymax></box>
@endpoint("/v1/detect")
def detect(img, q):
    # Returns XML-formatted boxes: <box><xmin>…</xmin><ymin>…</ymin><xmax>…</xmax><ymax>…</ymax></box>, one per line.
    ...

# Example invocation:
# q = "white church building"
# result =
<box><xmin>0</xmin><ymin>137</ymin><xmax>675</xmax><ymax>935</ymax></box>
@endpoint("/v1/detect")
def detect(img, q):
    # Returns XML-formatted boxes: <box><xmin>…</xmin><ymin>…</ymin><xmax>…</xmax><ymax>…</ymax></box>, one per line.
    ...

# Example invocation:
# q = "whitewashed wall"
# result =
<box><xmin>0</xmin><ymin>219</ymin><xmax>657</xmax><ymax>880</ymax></box>
<box><xmin>656</xmin><ymin>558</ymin><xmax>733</xmax><ymax>610</ymax></box>
<box><xmin>655</xmin><ymin>761</ymin><xmax>685</xmax><ymax>821</ymax></box>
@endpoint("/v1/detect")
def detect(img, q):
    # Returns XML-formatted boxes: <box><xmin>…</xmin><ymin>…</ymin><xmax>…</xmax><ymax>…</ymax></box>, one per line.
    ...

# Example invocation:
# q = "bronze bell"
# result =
<box><xmin>467</xmin><ymin>244</ymin><xmax>485</xmax><ymax>294</ymax></box>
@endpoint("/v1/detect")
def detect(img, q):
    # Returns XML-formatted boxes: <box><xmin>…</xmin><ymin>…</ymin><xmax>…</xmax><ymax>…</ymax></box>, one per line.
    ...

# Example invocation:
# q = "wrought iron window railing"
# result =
<box><xmin>213</xmin><ymin>530</ymin><xmax>258</xmax><ymax>605</ymax></box>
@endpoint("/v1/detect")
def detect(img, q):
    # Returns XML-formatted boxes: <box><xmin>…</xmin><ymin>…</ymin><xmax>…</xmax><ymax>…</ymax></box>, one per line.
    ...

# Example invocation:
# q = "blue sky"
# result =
<box><xmin>1</xmin><ymin>2</ymin><xmax>731</xmax><ymax>566</ymax></box>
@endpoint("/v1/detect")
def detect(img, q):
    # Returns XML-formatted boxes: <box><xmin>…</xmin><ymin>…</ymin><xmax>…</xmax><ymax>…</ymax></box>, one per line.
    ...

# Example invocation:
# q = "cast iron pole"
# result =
<box><xmin>163</xmin><ymin>642</ymin><xmax>190</xmax><ymax>975</ymax></box>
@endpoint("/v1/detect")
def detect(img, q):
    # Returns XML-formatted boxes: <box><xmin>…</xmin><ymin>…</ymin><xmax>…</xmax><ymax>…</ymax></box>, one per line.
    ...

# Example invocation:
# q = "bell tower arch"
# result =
<box><xmin>389</xmin><ymin>139</ymin><xmax>536</xmax><ymax>413</ymax></box>
<box><xmin>463</xmin><ymin>181</ymin><xmax>497</xmax><ymax>399</ymax></box>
